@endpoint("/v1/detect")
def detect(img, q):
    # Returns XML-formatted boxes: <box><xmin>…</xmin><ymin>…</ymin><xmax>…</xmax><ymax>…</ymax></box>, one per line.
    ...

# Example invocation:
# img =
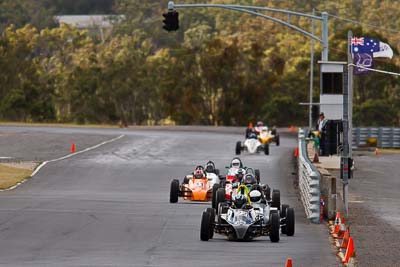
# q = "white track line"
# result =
<box><xmin>1</xmin><ymin>134</ymin><xmax>125</xmax><ymax>191</ymax></box>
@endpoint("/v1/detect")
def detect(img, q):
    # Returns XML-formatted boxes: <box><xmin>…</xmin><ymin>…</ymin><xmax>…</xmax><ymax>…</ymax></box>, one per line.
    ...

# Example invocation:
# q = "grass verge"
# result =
<box><xmin>0</xmin><ymin>164</ymin><xmax>32</xmax><ymax>189</ymax></box>
<box><xmin>379</xmin><ymin>148</ymin><xmax>400</xmax><ymax>154</ymax></box>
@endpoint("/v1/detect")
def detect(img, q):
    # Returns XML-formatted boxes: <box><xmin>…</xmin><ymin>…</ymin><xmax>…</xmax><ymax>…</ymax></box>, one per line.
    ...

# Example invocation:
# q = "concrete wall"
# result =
<box><xmin>319</xmin><ymin>168</ymin><xmax>337</xmax><ymax>220</ymax></box>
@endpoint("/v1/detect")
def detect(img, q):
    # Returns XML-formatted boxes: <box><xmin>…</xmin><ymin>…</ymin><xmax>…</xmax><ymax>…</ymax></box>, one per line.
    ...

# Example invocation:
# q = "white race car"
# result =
<box><xmin>236</xmin><ymin>135</ymin><xmax>269</xmax><ymax>155</ymax></box>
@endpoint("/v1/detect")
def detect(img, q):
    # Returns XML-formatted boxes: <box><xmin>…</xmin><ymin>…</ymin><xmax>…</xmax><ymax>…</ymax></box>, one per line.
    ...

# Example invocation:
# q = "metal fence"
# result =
<box><xmin>297</xmin><ymin>129</ymin><xmax>320</xmax><ymax>224</ymax></box>
<box><xmin>353</xmin><ymin>127</ymin><xmax>400</xmax><ymax>148</ymax></box>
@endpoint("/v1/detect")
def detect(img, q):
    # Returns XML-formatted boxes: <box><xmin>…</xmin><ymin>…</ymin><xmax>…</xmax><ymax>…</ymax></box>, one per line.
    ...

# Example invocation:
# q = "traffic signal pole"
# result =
<box><xmin>167</xmin><ymin>1</ymin><xmax>329</xmax><ymax>61</ymax></box>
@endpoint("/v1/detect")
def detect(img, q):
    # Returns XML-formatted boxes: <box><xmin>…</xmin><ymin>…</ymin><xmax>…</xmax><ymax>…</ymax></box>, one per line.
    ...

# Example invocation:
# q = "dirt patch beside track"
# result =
<box><xmin>346</xmin><ymin>202</ymin><xmax>400</xmax><ymax>266</ymax></box>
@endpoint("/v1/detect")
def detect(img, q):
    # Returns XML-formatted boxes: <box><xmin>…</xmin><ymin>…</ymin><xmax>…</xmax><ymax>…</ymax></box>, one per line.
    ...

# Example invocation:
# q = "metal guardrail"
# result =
<box><xmin>298</xmin><ymin>129</ymin><xmax>320</xmax><ymax>224</ymax></box>
<box><xmin>353</xmin><ymin>127</ymin><xmax>400</xmax><ymax>148</ymax></box>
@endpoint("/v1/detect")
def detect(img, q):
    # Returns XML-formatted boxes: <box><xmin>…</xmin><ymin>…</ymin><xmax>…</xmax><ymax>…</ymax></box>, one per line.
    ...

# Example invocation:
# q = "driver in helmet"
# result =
<box><xmin>233</xmin><ymin>194</ymin><xmax>248</xmax><ymax>209</ymax></box>
<box><xmin>242</xmin><ymin>173</ymin><xmax>257</xmax><ymax>191</ymax></box>
<box><xmin>232</xmin><ymin>168</ymin><xmax>245</xmax><ymax>188</ymax></box>
<box><xmin>249</xmin><ymin>190</ymin><xmax>262</xmax><ymax>203</ymax></box>
<box><xmin>230</xmin><ymin>157</ymin><xmax>243</xmax><ymax>169</ymax></box>
<box><xmin>254</xmin><ymin>121</ymin><xmax>264</xmax><ymax>135</ymax></box>
<box><xmin>205</xmin><ymin>161</ymin><xmax>215</xmax><ymax>174</ymax></box>
<box><xmin>193</xmin><ymin>167</ymin><xmax>206</xmax><ymax>179</ymax></box>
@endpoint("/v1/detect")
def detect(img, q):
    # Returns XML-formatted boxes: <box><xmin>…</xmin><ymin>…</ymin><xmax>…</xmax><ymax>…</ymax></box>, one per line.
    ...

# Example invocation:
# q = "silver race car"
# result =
<box><xmin>200</xmin><ymin>185</ymin><xmax>295</xmax><ymax>242</ymax></box>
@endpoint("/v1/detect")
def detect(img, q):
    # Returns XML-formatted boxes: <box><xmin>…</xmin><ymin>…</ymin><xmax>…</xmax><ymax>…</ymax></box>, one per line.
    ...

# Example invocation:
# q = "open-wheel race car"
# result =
<box><xmin>200</xmin><ymin>184</ymin><xmax>295</xmax><ymax>242</ymax></box>
<box><xmin>235</xmin><ymin>122</ymin><xmax>280</xmax><ymax>156</ymax></box>
<box><xmin>170</xmin><ymin>161</ymin><xmax>220</xmax><ymax>203</ymax></box>
<box><xmin>258</xmin><ymin>126</ymin><xmax>280</xmax><ymax>147</ymax></box>
<box><xmin>211</xmin><ymin>158</ymin><xmax>261</xmax><ymax>208</ymax></box>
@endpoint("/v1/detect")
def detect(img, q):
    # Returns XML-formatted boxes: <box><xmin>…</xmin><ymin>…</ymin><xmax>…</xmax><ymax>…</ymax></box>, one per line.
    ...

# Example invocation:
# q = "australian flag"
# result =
<box><xmin>351</xmin><ymin>36</ymin><xmax>393</xmax><ymax>75</ymax></box>
<box><xmin>351</xmin><ymin>37</ymin><xmax>380</xmax><ymax>53</ymax></box>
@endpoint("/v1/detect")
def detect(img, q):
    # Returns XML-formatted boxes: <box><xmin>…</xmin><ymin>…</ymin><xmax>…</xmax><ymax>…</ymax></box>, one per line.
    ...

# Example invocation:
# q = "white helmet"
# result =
<box><xmin>231</xmin><ymin>158</ymin><xmax>241</xmax><ymax>169</ymax></box>
<box><xmin>249</xmin><ymin>190</ymin><xmax>262</xmax><ymax>203</ymax></box>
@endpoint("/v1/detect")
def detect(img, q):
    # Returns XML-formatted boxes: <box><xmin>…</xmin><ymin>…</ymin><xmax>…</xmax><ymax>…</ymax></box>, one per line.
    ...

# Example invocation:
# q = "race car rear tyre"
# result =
<box><xmin>206</xmin><ymin>208</ymin><xmax>216</xmax><ymax>239</ymax></box>
<box><xmin>271</xmin><ymin>189</ymin><xmax>280</xmax><ymax>209</ymax></box>
<box><xmin>276</xmin><ymin>135</ymin><xmax>280</xmax><ymax>146</ymax></box>
<box><xmin>286</xmin><ymin>207</ymin><xmax>295</xmax><ymax>236</ymax></box>
<box><xmin>264</xmin><ymin>144</ymin><xmax>269</xmax><ymax>155</ymax></box>
<box><xmin>280</xmin><ymin>204</ymin><xmax>289</xmax><ymax>234</ymax></box>
<box><xmin>264</xmin><ymin>185</ymin><xmax>271</xmax><ymax>201</ymax></box>
<box><xmin>200</xmin><ymin>211</ymin><xmax>211</xmax><ymax>241</ymax></box>
<box><xmin>280</xmin><ymin>204</ymin><xmax>289</xmax><ymax>218</ymax></box>
<box><xmin>217</xmin><ymin>202</ymin><xmax>229</xmax><ymax>224</ymax></box>
<box><xmin>269</xmin><ymin>212</ymin><xmax>280</xmax><ymax>243</ymax></box>
<box><xmin>216</xmin><ymin>188</ymin><xmax>226</xmax><ymax>213</ymax></box>
<box><xmin>255</xmin><ymin>169</ymin><xmax>261</xmax><ymax>184</ymax></box>
<box><xmin>212</xmin><ymin>184</ymin><xmax>220</xmax><ymax>209</ymax></box>
<box><xmin>170</xmin><ymin>179</ymin><xmax>179</xmax><ymax>203</ymax></box>
<box><xmin>235</xmin><ymin>141</ymin><xmax>242</xmax><ymax>155</ymax></box>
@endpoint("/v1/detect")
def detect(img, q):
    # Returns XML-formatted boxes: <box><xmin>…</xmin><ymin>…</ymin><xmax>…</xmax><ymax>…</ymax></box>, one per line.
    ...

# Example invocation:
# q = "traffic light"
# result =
<box><xmin>162</xmin><ymin>11</ymin><xmax>179</xmax><ymax>32</ymax></box>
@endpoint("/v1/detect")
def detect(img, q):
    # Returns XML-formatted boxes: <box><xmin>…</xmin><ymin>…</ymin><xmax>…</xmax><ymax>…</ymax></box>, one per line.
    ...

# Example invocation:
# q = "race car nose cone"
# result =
<box><xmin>234</xmin><ymin>225</ymin><xmax>250</xmax><ymax>240</ymax></box>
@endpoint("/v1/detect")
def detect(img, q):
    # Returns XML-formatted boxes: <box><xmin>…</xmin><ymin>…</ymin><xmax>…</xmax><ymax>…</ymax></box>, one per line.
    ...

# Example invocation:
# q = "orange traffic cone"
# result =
<box><xmin>290</xmin><ymin>125</ymin><xmax>295</xmax><ymax>132</ymax></box>
<box><xmin>331</xmin><ymin>212</ymin><xmax>341</xmax><ymax>234</ymax></box>
<box><xmin>342</xmin><ymin>237</ymin><xmax>355</xmax><ymax>263</ymax></box>
<box><xmin>341</xmin><ymin>226</ymin><xmax>350</xmax><ymax>249</ymax></box>
<box><xmin>337</xmin><ymin>222</ymin><xmax>347</xmax><ymax>239</ymax></box>
<box><xmin>285</xmin><ymin>258</ymin><xmax>293</xmax><ymax>267</ymax></box>
<box><xmin>294</xmin><ymin>147</ymin><xmax>299</xmax><ymax>158</ymax></box>
<box><xmin>313</xmin><ymin>153</ymin><xmax>319</xmax><ymax>163</ymax></box>
<box><xmin>248</xmin><ymin>121</ymin><xmax>253</xmax><ymax>128</ymax></box>
<box><xmin>71</xmin><ymin>143</ymin><xmax>76</xmax><ymax>153</ymax></box>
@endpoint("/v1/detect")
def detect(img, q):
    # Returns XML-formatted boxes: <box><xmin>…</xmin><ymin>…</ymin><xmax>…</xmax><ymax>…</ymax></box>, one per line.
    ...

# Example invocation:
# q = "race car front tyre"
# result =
<box><xmin>216</xmin><ymin>188</ymin><xmax>226</xmax><ymax>213</ymax></box>
<box><xmin>264</xmin><ymin>144</ymin><xmax>269</xmax><ymax>155</ymax></box>
<box><xmin>206</xmin><ymin>208</ymin><xmax>216</xmax><ymax>239</ymax></box>
<box><xmin>170</xmin><ymin>179</ymin><xmax>179</xmax><ymax>203</ymax></box>
<box><xmin>212</xmin><ymin>184</ymin><xmax>220</xmax><ymax>209</ymax></box>
<box><xmin>200</xmin><ymin>211</ymin><xmax>211</xmax><ymax>241</ymax></box>
<box><xmin>286</xmin><ymin>207</ymin><xmax>295</xmax><ymax>236</ymax></box>
<box><xmin>276</xmin><ymin>134</ymin><xmax>280</xmax><ymax>146</ymax></box>
<box><xmin>235</xmin><ymin>141</ymin><xmax>242</xmax><ymax>155</ymax></box>
<box><xmin>271</xmin><ymin>189</ymin><xmax>280</xmax><ymax>209</ymax></box>
<box><xmin>255</xmin><ymin>169</ymin><xmax>261</xmax><ymax>184</ymax></box>
<box><xmin>269</xmin><ymin>212</ymin><xmax>280</xmax><ymax>243</ymax></box>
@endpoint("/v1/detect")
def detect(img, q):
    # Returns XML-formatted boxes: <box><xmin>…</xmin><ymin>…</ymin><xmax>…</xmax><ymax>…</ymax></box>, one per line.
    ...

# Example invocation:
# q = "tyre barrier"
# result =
<box><xmin>329</xmin><ymin>212</ymin><xmax>356</xmax><ymax>266</ymax></box>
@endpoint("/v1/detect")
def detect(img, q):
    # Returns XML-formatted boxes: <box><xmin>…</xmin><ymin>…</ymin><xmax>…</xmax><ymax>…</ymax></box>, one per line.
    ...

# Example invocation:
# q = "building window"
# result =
<box><xmin>322</xmin><ymin>73</ymin><xmax>343</xmax><ymax>94</ymax></box>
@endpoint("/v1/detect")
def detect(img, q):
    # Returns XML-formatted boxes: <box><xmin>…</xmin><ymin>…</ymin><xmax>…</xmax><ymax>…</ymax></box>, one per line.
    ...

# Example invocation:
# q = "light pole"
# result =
<box><xmin>167</xmin><ymin>1</ymin><xmax>329</xmax><ymax>61</ymax></box>
<box><xmin>167</xmin><ymin>2</ymin><xmax>329</xmax><ymax>129</ymax></box>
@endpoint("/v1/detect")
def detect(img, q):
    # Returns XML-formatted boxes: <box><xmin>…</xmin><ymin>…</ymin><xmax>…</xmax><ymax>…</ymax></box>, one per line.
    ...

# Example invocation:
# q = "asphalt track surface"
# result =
<box><xmin>0</xmin><ymin>126</ymin><xmax>338</xmax><ymax>266</ymax></box>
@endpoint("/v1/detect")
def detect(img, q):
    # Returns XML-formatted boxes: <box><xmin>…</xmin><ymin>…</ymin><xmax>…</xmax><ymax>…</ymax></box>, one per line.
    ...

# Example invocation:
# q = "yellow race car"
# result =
<box><xmin>257</xmin><ymin>126</ymin><xmax>280</xmax><ymax>146</ymax></box>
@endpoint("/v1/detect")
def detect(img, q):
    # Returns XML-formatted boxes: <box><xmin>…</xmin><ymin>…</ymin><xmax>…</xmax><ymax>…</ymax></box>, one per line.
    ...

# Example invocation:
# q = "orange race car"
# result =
<box><xmin>169</xmin><ymin>162</ymin><xmax>220</xmax><ymax>203</ymax></box>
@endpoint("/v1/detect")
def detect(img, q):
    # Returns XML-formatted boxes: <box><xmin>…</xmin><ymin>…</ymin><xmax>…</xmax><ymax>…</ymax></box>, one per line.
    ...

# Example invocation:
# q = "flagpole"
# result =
<box><xmin>342</xmin><ymin>30</ymin><xmax>353</xmax><ymax>215</ymax></box>
<box><xmin>309</xmin><ymin>8</ymin><xmax>315</xmax><ymax>130</ymax></box>
<box><xmin>349</xmin><ymin>44</ymin><xmax>353</xmax><ymax>160</ymax></box>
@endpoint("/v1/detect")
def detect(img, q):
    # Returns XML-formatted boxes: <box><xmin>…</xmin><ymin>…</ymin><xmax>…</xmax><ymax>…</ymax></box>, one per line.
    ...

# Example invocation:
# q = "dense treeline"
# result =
<box><xmin>0</xmin><ymin>0</ymin><xmax>399</xmax><ymax>126</ymax></box>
